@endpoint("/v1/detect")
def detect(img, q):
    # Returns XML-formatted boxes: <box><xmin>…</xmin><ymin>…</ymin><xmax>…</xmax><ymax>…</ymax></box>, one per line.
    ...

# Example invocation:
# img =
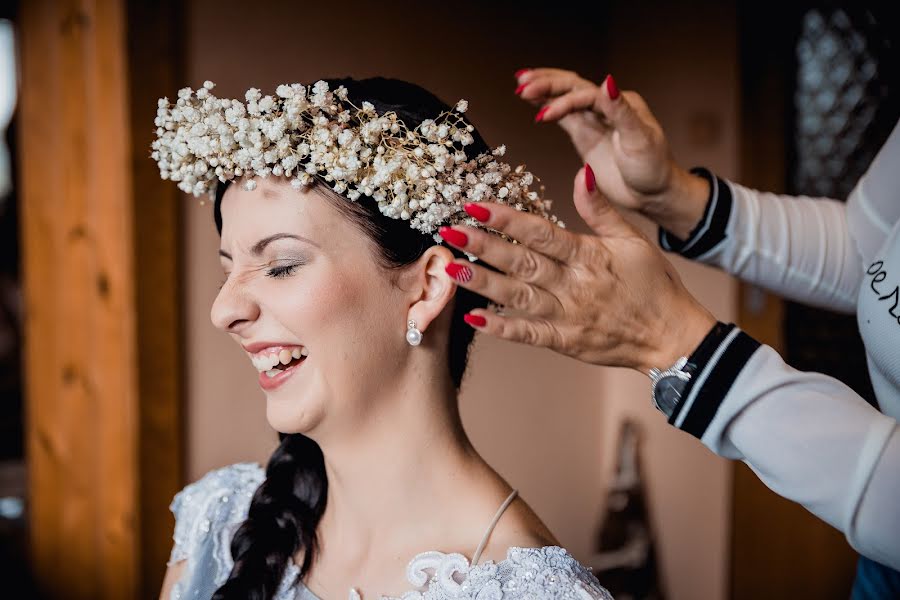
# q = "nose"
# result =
<box><xmin>210</xmin><ymin>275</ymin><xmax>260</xmax><ymax>333</ymax></box>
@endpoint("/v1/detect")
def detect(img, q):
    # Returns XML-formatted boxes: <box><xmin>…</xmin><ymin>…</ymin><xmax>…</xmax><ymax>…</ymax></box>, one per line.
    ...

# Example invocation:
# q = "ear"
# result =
<box><xmin>406</xmin><ymin>244</ymin><xmax>457</xmax><ymax>334</ymax></box>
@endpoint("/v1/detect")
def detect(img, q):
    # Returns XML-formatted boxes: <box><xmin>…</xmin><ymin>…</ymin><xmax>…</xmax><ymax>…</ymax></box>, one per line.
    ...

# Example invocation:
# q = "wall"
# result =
<box><xmin>183</xmin><ymin>2</ymin><xmax>739</xmax><ymax>598</ymax></box>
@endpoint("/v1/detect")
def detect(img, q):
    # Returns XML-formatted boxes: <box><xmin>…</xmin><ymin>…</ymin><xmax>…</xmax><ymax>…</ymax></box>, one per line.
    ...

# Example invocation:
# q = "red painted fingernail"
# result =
<box><xmin>515</xmin><ymin>83</ymin><xmax>529</xmax><ymax>95</ymax></box>
<box><xmin>515</xmin><ymin>68</ymin><xmax>531</xmax><ymax>78</ymax></box>
<box><xmin>464</xmin><ymin>202</ymin><xmax>491</xmax><ymax>222</ymax></box>
<box><xmin>535</xmin><ymin>106</ymin><xmax>550</xmax><ymax>122</ymax></box>
<box><xmin>464</xmin><ymin>313</ymin><xmax>487</xmax><ymax>327</ymax></box>
<box><xmin>605</xmin><ymin>75</ymin><xmax>620</xmax><ymax>100</ymax></box>
<box><xmin>446</xmin><ymin>263</ymin><xmax>474</xmax><ymax>283</ymax></box>
<box><xmin>438</xmin><ymin>226</ymin><xmax>468</xmax><ymax>247</ymax></box>
<box><xmin>585</xmin><ymin>163</ymin><xmax>596</xmax><ymax>193</ymax></box>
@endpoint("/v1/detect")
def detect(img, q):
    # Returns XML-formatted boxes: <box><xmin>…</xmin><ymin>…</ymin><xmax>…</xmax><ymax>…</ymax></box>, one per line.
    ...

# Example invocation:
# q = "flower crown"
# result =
<box><xmin>151</xmin><ymin>80</ymin><xmax>564</xmax><ymax>241</ymax></box>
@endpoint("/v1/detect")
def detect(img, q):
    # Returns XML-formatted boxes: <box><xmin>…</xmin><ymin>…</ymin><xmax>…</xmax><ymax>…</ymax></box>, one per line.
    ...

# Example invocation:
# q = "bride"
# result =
<box><xmin>153</xmin><ymin>77</ymin><xmax>612</xmax><ymax>599</ymax></box>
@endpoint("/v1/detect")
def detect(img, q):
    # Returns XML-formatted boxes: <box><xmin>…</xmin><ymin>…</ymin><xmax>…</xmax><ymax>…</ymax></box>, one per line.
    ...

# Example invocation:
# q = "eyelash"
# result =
<box><xmin>267</xmin><ymin>264</ymin><xmax>300</xmax><ymax>278</ymax></box>
<box><xmin>217</xmin><ymin>261</ymin><xmax>304</xmax><ymax>290</ymax></box>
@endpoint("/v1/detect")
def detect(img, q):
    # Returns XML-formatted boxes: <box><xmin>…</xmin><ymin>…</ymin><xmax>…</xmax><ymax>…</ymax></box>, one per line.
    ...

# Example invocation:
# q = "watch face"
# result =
<box><xmin>655</xmin><ymin>375</ymin><xmax>687</xmax><ymax>415</ymax></box>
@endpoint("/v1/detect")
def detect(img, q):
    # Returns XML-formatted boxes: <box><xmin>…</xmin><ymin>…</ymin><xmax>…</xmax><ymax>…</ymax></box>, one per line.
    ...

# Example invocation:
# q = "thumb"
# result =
<box><xmin>594</xmin><ymin>75</ymin><xmax>648</xmax><ymax>145</ymax></box>
<box><xmin>574</xmin><ymin>164</ymin><xmax>633</xmax><ymax>237</ymax></box>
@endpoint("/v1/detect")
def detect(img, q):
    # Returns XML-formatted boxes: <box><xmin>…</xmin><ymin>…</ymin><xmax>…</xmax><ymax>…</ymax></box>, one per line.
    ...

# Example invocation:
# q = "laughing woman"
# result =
<box><xmin>153</xmin><ymin>78</ymin><xmax>612</xmax><ymax>600</ymax></box>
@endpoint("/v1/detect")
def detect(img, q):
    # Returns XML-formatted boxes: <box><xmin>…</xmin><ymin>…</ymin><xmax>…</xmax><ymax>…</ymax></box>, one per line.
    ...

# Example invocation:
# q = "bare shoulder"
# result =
<box><xmin>158</xmin><ymin>559</ymin><xmax>186</xmax><ymax>600</ymax></box>
<box><xmin>473</xmin><ymin>493</ymin><xmax>559</xmax><ymax>565</ymax></box>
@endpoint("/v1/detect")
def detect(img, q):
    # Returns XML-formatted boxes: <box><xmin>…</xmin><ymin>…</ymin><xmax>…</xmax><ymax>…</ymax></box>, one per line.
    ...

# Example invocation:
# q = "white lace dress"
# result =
<box><xmin>168</xmin><ymin>463</ymin><xmax>613</xmax><ymax>600</ymax></box>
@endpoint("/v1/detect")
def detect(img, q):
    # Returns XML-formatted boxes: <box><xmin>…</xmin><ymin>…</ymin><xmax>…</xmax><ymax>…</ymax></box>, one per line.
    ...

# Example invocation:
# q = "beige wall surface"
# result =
<box><xmin>183</xmin><ymin>2</ymin><xmax>738</xmax><ymax>599</ymax></box>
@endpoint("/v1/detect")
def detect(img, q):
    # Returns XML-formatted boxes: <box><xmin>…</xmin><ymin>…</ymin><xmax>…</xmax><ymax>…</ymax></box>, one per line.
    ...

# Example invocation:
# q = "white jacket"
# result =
<box><xmin>659</xmin><ymin>120</ymin><xmax>900</xmax><ymax>569</ymax></box>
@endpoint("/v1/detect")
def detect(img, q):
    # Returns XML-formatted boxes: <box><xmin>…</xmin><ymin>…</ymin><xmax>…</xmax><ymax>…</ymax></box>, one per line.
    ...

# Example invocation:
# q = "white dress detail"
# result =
<box><xmin>168</xmin><ymin>463</ymin><xmax>613</xmax><ymax>600</ymax></box>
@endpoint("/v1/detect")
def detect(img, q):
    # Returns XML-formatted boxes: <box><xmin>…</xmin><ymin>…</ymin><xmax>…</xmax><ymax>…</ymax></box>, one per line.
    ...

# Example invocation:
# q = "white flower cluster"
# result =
<box><xmin>151</xmin><ymin>80</ymin><xmax>563</xmax><ymax>237</ymax></box>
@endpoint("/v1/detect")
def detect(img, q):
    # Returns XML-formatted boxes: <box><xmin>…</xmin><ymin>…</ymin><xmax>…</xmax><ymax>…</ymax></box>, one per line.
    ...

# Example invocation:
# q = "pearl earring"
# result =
<box><xmin>406</xmin><ymin>319</ymin><xmax>423</xmax><ymax>346</ymax></box>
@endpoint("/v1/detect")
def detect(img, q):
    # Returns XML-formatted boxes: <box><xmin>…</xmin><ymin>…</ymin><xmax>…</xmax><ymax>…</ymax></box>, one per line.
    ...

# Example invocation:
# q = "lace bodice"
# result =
<box><xmin>167</xmin><ymin>463</ymin><xmax>613</xmax><ymax>600</ymax></box>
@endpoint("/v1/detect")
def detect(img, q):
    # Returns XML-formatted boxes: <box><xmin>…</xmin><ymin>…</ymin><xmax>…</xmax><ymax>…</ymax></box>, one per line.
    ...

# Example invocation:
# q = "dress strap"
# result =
<box><xmin>471</xmin><ymin>489</ymin><xmax>518</xmax><ymax>566</ymax></box>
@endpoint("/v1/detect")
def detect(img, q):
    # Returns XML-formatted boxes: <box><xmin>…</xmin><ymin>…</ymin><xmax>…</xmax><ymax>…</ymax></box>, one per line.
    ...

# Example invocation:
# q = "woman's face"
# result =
<box><xmin>211</xmin><ymin>178</ymin><xmax>428</xmax><ymax>436</ymax></box>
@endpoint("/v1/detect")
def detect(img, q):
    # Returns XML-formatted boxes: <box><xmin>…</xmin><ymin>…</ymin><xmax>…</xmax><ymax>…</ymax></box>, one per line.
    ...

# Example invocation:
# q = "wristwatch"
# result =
<box><xmin>649</xmin><ymin>357</ymin><xmax>696</xmax><ymax>418</ymax></box>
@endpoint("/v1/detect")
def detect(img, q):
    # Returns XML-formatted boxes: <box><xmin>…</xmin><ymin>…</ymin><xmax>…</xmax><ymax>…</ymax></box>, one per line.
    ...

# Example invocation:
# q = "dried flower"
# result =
<box><xmin>151</xmin><ymin>80</ymin><xmax>563</xmax><ymax>235</ymax></box>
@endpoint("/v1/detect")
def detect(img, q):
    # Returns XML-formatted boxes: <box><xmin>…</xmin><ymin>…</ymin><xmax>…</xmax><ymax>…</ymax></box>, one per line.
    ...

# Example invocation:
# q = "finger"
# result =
<box><xmin>462</xmin><ymin>309</ymin><xmax>563</xmax><ymax>351</ymax></box>
<box><xmin>594</xmin><ymin>75</ymin><xmax>651</xmax><ymax>142</ymax></box>
<box><xmin>535</xmin><ymin>86</ymin><xmax>610</xmax><ymax>125</ymax></box>
<box><xmin>515</xmin><ymin>70</ymin><xmax>593</xmax><ymax>105</ymax></box>
<box><xmin>444</xmin><ymin>259</ymin><xmax>560</xmax><ymax>317</ymax></box>
<box><xmin>443</xmin><ymin>224</ymin><xmax>563</xmax><ymax>288</ymax></box>
<box><xmin>448</xmin><ymin>203</ymin><xmax>580</xmax><ymax>264</ymax></box>
<box><xmin>573</xmin><ymin>165</ymin><xmax>634</xmax><ymax>238</ymax></box>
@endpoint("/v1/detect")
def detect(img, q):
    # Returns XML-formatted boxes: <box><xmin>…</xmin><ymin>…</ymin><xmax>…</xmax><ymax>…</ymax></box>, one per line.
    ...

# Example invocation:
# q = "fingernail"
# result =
<box><xmin>605</xmin><ymin>75</ymin><xmax>620</xmax><ymax>100</ymax></box>
<box><xmin>585</xmin><ymin>163</ymin><xmax>596</xmax><ymax>193</ymax></box>
<box><xmin>515</xmin><ymin>68</ymin><xmax>531</xmax><ymax>79</ymax></box>
<box><xmin>446</xmin><ymin>263</ymin><xmax>474</xmax><ymax>283</ymax></box>
<box><xmin>464</xmin><ymin>313</ymin><xmax>487</xmax><ymax>327</ymax></box>
<box><xmin>535</xmin><ymin>106</ymin><xmax>550</xmax><ymax>122</ymax></box>
<box><xmin>438</xmin><ymin>226</ymin><xmax>468</xmax><ymax>247</ymax></box>
<box><xmin>464</xmin><ymin>202</ymin><xmax>491</xmax><ymax>222</ymax></box>
<box><xmin>515</xmin><ymin>82</ymin><xmax>529</xmax><ymax>95</ymax></box>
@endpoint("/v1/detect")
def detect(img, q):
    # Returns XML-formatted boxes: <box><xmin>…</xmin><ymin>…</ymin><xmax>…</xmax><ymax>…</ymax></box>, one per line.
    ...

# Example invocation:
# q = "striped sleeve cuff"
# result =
<box><xmin>658</xmin><ymin>168</ymin><xmax>733</xmax><ymax>260</ymax></box>
<box><xmin>669</xmin><ymin>323</ymin><xmax>762</xmax><ymax>439</ymax></box>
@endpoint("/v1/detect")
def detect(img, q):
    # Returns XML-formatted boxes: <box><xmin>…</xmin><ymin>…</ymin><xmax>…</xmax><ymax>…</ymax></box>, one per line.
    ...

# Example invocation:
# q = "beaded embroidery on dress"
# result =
<box><xmin>167</xmin><ymin>463</ymin><xmax>613</xmax><ymax>600</ymax></box>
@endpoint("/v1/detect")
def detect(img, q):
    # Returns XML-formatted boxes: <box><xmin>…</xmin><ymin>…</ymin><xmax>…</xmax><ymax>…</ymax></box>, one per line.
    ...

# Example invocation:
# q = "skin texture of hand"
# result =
<box><xmin>516</xmin><ymin>68</ymin><xmax>709</xmax><ymax>240</ymax></box>
<box><xmin>439</xmin><ymin>166</ymin><xmax>717</xmax><ymax>375</ymax></box>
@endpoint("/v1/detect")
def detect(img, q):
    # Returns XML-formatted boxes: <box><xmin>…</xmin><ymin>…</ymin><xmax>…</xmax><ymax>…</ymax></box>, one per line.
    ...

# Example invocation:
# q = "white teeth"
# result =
<box><xmin>279</xmin><ymin>349</ymin><xmax>292</xmax><ymax>365</ymax></box>
<box><xmin>265</xmin><ymin>369</ymin><xmax>279</xmax><ymax>378</ymax></box>
<box><xmin>300</xmin><ymin>347</ymin><xmax>309</xmax><ymax>357</ymax></box>
<box><xmin>291</xmin><ymin>348</ymin><xmax>302</xmax><ymax>360</ymax></box>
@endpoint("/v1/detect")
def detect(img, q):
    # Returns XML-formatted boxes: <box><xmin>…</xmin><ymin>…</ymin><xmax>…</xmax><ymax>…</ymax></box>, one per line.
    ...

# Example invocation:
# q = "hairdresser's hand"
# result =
<box><xmin>438</xmin><ymin>165</ymin><xmax>716</xmax><ymax>374</ymax></box>
<box><xmin>514</xmin><ymin>68</ymin><xmax>708</xmax><ymax>239</ymax></box>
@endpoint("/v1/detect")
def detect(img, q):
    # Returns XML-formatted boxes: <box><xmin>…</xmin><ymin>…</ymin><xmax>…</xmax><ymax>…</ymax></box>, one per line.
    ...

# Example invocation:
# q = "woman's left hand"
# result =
<box><xmin>439</xmin><ymin>165</ymin><xmax>717</xmax><ymax>374</ymax></box>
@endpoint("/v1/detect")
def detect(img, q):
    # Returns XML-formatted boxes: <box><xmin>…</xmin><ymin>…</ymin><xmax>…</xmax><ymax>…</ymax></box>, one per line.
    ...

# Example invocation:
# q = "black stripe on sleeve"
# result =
<box><xmin>678</xmin><ymin>330</ymin><xmax>761</xmax><ymax>439</ymax></box>
<box><xmin>667</xmin><ymin>322</ymin><xmax>735</xmax><ymax>424</ymax></box>
<box><xmin>658</xmin><ymin>168</ymin><xmax>733</xmax><ymax>260</ymax></box>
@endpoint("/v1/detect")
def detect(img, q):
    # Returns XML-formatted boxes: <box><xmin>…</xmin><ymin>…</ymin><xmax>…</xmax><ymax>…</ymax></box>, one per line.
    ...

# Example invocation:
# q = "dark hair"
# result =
<box><xmin>211</xmin><ymin>77</ymin><xmax>490</xmax><ymax>600</ymax></box>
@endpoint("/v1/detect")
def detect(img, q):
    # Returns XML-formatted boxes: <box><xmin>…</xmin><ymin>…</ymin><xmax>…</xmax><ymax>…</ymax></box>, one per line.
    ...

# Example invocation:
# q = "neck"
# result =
<box><xmin>309</xmin><ymin>359</ymin><xmax>502</xmax><ymax>568</ymax></box>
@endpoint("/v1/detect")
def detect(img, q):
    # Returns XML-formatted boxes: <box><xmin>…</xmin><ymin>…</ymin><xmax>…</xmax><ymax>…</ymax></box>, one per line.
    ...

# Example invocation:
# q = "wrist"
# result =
<box><xmin>641</xmin><ymin>166</ymin><xmax>709</xmax><ymax>239</ymax></box>
<box><xmin>637</xmin><ymin>301</ymin><xmax>717</xmax><ymax>375</ymax></box>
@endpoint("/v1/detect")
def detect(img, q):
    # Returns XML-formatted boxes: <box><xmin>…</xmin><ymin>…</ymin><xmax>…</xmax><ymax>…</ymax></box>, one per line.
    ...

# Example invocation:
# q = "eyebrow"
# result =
<box><xmin>218</xmin><ymin>233</ymin><xmax>319</xmax><ymax>260</ymax></box>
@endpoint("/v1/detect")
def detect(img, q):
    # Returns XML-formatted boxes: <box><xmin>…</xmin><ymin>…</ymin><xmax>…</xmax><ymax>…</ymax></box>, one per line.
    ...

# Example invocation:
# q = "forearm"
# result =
<box><xmin>670</xmin><ymin>326</ymin><xmax>900</xmax><ymax>568</ymax></box>
<box><xmin>658</xmin><ymin>173</ymin><xmax>863</xmax><ymax>313</ymax></box>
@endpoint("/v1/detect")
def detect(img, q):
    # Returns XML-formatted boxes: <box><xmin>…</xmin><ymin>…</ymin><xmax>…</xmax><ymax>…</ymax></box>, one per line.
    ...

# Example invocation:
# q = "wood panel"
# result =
<box><xmin>125</xmin><ymin>0</ymin><xmax>185</xmax><ymax>596</ymax></box>
<box><xmin>17</xmin><ymin>1</ymin><xmax>184</xmax><ymax>597</ymax></box>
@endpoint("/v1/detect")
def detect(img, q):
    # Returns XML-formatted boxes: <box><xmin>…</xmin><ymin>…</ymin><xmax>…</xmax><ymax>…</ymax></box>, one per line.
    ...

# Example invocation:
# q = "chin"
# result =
<box><xmin>265</xmin><ymin>392</ymin><xmax>324</xmax><ymax>435</ymax></box>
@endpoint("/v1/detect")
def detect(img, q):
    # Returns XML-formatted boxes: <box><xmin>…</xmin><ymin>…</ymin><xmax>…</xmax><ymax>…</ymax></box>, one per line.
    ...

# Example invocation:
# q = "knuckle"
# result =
<box><xmin>533</xmin><ymin>222</ymin><xmax>556</xmax><ymax>248</ymax></box>
<box><xmin>513</xmin><ymin>251</ymin><xmax>542</xmax><ymax>282</ymax></box>
<box><xmin>521</xmin><ymin>322</ymin><xmax>541</xmax><ymax>346</ymax></box>
<box><xmin>510</xmin><ymin>283</ymin><xmax>537</xmax><ymax>309</ymax></box>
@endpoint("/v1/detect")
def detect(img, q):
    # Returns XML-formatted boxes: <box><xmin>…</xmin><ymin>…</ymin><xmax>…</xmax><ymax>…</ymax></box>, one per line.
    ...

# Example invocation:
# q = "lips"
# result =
<box><xmin>242</xmin><ymin>343</ymin><xmax>310</xmax><ymax>391</ymax></box>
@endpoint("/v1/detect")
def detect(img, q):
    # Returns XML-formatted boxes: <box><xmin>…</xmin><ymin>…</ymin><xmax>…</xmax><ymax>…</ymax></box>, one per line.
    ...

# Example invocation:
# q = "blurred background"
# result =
<box><xmin>0</xmin><ymin>1</ymin><xmax>897</xmax><ymax>598</ymax></box>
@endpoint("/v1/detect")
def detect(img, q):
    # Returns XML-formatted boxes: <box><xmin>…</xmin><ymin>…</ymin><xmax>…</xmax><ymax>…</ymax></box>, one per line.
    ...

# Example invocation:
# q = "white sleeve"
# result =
<box><xmin>659</xmin><ymin>119</ymin><xmax>900</xmax><ymax>314</ymax></box>
<box><xmin>670</xmin><ymin>327</ymin><xmax>900</xmax><ymax>570</ymax></box>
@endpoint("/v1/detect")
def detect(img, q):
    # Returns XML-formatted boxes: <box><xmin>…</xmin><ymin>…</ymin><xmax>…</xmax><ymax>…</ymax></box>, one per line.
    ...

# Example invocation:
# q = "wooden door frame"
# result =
<box><xmin>17</xmin><ymin>1</ymin><xmax>184</xmax><ymax>597</ymax></box>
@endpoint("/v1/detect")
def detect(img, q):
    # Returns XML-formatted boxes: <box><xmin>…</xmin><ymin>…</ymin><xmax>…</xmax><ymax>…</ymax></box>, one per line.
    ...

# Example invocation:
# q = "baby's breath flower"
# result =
<box><xmin>151</xmin><ymin>80</ymin><xmax>561</xmax><ymax>236</ymax></box>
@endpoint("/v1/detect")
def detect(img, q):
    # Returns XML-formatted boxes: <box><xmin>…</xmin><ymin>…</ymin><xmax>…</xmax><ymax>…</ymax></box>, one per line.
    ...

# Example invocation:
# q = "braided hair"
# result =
<box><xmin>210</xmin><ymin>77</ymin><xmax>491</xmax><ymax>599</ymax></box>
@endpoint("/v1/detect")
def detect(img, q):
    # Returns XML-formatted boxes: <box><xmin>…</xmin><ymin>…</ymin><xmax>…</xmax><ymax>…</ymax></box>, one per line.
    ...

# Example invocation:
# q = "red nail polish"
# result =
<box><xmin>446</xmin><ymin>263</ymin><xmax>474</xmax><ymax>283</ymax></box>
<box><xmin>438</xmin><ymin>226</ymin><xmax>468</xmax><ymax>247</ymax></box>
<box><xmin>515</xmin><ymin>68</ymin><xmax>531</xmax><ymax>79</ymax></box>
<box><xmin>605</xmin><ymin>75</ymin><xmax>620</xmax><ymax>100</ymax></box>
<box><xmin>585</xmin><ymin>163</ymin><xmax>596</xmax><ymax>193</ymax></box>
<box><xmin>464</xmin><ymin>313</ymin><xmax>487</xmax><ymax>327</ymax></box>
<box><xmin>535</xmin><ymin>106</ymin><xmax>550</xmax><ymax>122</ymax></box>
<box><xmin>464</xmin><ymin>202</ymin><xmax>491</xmax><ymax>222</ymax></box>
<box><xmin>515</xmin><ymin>83</ymin><xmax>529</xmax><ymax>95</ymax></box>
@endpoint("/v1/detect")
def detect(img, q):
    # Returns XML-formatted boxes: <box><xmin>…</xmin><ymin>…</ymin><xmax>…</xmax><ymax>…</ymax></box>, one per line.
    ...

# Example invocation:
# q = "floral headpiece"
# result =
<box><xmin>151</xmin><ymin>80</ymin><xmax>563</xmax><ymax>241</ymax></box>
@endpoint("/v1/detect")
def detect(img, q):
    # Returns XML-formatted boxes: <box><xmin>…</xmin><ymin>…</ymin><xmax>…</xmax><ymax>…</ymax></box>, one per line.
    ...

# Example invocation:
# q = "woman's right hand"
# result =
<box><xmin>515</xmin><ymin>69</ymin><xmax>709</xmax><ymax>239</ymax></box>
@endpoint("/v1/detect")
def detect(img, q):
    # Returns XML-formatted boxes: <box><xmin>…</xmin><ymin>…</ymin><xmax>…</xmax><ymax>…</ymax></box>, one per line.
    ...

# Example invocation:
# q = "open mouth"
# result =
<box><xmin>250</xmin><ymin>346</ymin><xmax>309</xmax><ymax>378</ymax></box>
